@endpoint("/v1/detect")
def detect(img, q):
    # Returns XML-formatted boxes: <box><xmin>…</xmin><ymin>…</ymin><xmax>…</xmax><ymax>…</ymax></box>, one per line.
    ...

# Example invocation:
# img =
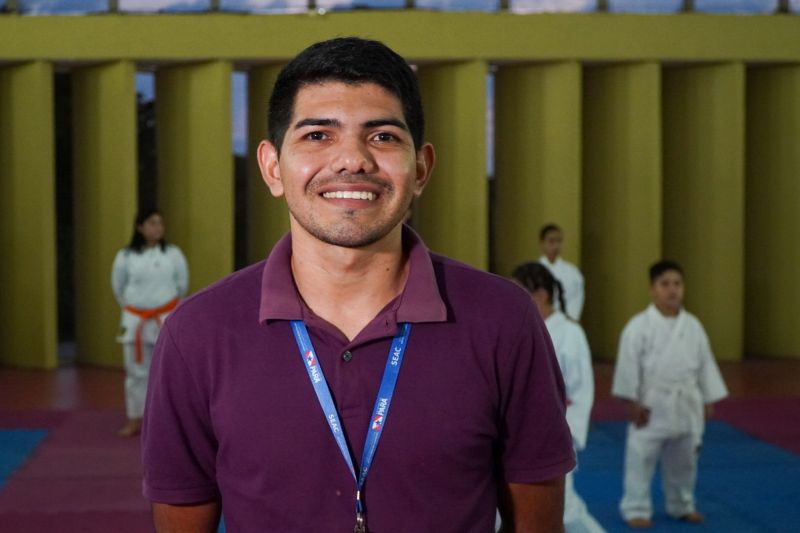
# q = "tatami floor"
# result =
<box><xmin>0</xmin><ymin>358</ymin><xmax>799</xmax><ymax>533</ymax></box>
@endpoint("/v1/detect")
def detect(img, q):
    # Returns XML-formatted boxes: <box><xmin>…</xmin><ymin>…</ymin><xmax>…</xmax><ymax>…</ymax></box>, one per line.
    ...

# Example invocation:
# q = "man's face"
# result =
<box><xmin>540</xmin><ymin>230</ymin><xmax>563</xmax><ymax>260</ymax></box>
<box><xmin>650</xmin><ymin>270</ymin><xmax>684</xmax><ymax>316</ymax></box>
<box><xmin>258</xmin><ymin>81</ymin><xmax>434</xmax><ymax>249</ymax></box>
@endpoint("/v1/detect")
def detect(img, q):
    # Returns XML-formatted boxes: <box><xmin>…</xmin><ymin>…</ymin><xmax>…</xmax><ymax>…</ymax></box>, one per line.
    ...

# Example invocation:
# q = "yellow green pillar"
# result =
<box><xmin>157</xmin><ymin>61</ymin><xmax>234</xmax><ymax>292</ymax></box>
<box><xmin>494</xmin><ymin>62</ymin><xmax>582</xmax><ymax>277</ymax></box>
<box><xmin>0</xmin><ymin>62</ymin><xmax>57</xmax><ymax>368</ymax></box>
<box><xmin>416</xmin><ymin>61</ymin><xmax>488</xmax><ymax>269</ymax></box>
<box><xmin>746</xmin><ymin>65</ymin><xmax>800</xmax><ymax>359</ymax></box>
<box><xmin>662</xmin><ymin>63</ymin><xmax>745</xmax><ymax>362</ymax></box>
<box><xmin>247</xmin><ymin>64</ymin><xmax>289</xmax><ymax>264</ymax></box>
<box><xmin>582</xmin><ymin>63</ymin><xmax>662</xmax><ymax>360</ymax></box>
<box><xmin>72</xmin><ymin>61</ymin><xmax>138</xmax><ymax>367</ymax></box>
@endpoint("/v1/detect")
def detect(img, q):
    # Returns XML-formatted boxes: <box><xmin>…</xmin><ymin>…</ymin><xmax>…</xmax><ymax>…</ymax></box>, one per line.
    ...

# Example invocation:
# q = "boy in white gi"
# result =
<box><xmin>612</xmin><ymin>260</ymin><xmax>727</xmax><ymax>529</ymax></box>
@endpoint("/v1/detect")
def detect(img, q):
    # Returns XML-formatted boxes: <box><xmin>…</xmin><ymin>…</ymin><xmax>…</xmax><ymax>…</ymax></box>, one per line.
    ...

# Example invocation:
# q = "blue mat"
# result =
<box><xmin>0</xmin><ymin>429</ymin><xmax>48</xmax><ymax>488</ymax></box>
<box><xmin>575</xmin><ymin>421</ymin><xmax>800</xmax><ymax>532</ymax></box>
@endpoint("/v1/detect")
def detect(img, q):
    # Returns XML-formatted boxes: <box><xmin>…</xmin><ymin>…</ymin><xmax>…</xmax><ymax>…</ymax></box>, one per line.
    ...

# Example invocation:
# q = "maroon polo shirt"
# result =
<box><xmin>142</xmin><ymin>226</ymin><xmax>574</xmax><ymax>532</ymax></box>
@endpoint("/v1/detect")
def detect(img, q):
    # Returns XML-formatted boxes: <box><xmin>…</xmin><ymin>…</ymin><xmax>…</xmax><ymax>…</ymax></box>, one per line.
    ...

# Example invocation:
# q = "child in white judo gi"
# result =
<box><xmin>612</xmin><ymin>260</ymin><xmax>727</xmax><ymax>529</ymax></box>
<box><xmin>512</xmin><ymin>262</ymin><xmax>606</xmax><ymax>533</ymax></box>
<box><xmin>538</xmin><ymin>223</ymin><xmax>585</xmax><ymax>321</ymax></box>
<box><xmin>111</xmin><ymin>208</ymin><xmax>188</xmax><ymax>437</ymax></box>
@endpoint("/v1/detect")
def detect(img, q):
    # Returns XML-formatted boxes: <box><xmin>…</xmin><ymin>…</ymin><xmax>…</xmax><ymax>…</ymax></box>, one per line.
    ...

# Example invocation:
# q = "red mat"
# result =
<box><xmin>0</xmin><ymin>409</ymin><xmax>150</xmax><ymax>532</ymax></box>
<box><xmin>591</xmin><ymin>396</ymin><xmax>800</xmax><ymax>454</ymax></box>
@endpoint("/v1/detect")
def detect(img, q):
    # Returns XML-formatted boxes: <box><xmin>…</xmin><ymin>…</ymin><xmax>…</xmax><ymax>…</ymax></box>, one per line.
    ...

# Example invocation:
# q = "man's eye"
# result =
<box><xmin>306</xmin><ymin>131</ymin><xmax>327</xmax><ymax>141</ymax></box>
<box><xmin>373</xmin><ymin>132</ymin><xmax>396</xmax><ymax>142</ymax></box>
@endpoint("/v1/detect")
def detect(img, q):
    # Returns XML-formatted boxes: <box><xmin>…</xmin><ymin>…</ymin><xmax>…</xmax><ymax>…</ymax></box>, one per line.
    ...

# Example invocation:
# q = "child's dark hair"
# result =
<box><xmin>649</xmin><ymin>259</ymin><xmax>684</xmax><ymax>283</ymax></box>
<box><xmin>511</xmin><ymin>262</ymin><xmax>570</xmax><ymax>319</ymax></box>
<box><xmin>127</xmin><ymin>207</ymin><xmax>167</xmax><ymax>253</ymax></box>
<box><xmin>267</xmin><ymin>37</ymin><xmax>425</xmax><ymax>153</ymax></box>
<box><xmin>539</xmin><ymin>223</ymin><xmax>561</xmax><ymax>241</ymax></box>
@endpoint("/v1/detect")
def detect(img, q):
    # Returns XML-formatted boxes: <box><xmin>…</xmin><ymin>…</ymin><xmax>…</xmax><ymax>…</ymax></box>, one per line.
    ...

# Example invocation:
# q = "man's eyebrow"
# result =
<box><xmin>363</xmin><ymin>118</ymin><xmax>408</xmax><ymax>131</ymax></box>
<box><xmin>293</xmin><ymin>118</ymin><xmax>341</xmax><ymax>129</ymax></box>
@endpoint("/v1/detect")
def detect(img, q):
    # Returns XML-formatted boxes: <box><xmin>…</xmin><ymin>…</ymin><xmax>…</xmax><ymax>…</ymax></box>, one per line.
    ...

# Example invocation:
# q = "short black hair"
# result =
<box><xmin>539</xmin><ymin>223</ymin><xmax>562</xmax><ymax>241</ymax></box>
<box><xmin>267</xmin><ymin>37</ymin><xmax>424</xmax><ymax>152</ymax></box>
<box><xmin>649</xmin><ymin>259</ymin><xmax>684</xmax><ymax>283</ymax></box>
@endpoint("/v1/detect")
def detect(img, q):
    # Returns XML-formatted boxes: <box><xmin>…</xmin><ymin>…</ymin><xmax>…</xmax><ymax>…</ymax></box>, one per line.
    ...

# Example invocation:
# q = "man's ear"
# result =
<box><xmin>257</xmin><ymin>140</ymin><xmax>284</xmax><ymax>198</ymax></box>
<box><xmin>413</xmin><ymin>143</ymin><xmax>436</xmax><ymax>197</ymax></box>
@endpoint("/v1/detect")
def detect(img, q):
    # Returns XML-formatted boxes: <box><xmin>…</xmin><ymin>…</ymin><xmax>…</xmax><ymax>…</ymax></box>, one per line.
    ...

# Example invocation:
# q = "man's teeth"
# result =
<box><xmin>322</xmin><ymin>191</ymin><xmax>376</xmax><ymax>201</ymax></box>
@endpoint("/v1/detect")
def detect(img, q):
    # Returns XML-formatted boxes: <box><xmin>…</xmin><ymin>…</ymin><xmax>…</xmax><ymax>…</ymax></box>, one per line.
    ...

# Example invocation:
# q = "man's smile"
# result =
<box><xmin>321</xmin><ymin>190</ymin><xmax>377</xmax><ymax>201</ymax></box>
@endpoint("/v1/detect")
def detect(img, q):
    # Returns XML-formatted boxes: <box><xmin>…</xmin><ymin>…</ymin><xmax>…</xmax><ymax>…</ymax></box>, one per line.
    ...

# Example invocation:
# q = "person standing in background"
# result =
<box><xmin>612</xmin><ymin>260</ymin><xmax>727</xmax><ymax>529</ymax></box>
<box><xmin>111</xmin><ymin>208</ymin><xmax>188</xmax><ymax>437</ymax></box>
<box><xmin>512</xmin><ymin>262</ymin><xmax>606</xmax><ymax>533</ymax></box>
<box><xmin>538</xmin><ymin>223</ymin><xmax>585</xmax><ymax>321</ymax></box>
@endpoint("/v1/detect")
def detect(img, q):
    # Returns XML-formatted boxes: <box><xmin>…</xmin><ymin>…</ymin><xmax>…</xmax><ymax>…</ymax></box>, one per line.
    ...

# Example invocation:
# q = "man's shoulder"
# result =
<box><xmin>429</xmin><ymin>252</ymin><xmax>533</xmax><ymax>314</ymax></box>
<box><xmin>168</xmin><ymin>261</ymin><xmax>264</xmax><ymax>327</ymax></box>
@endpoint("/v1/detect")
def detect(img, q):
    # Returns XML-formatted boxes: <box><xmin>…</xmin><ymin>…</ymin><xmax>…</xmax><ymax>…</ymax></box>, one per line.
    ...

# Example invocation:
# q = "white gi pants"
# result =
<box><xmin>565</xmin><ymin>470</ymin><xmax>607</xmax><ymax>533</ymax></box>
<box><xmin>122</xmin><ymin>342</ymin><xmax>154</xmax><ymax>419</ymax></box>
<box><xmin>620</xmin><ymin>426</ymin><xmax>698</xmax><ymax>521</ymax></box>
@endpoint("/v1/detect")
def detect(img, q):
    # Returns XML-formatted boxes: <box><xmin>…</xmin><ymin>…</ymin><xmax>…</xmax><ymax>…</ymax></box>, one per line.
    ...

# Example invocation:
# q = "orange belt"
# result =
<box><xmin>124</xmin><ymin>298</ymin><xmax>179</xmax><ymax>364</ymax></box>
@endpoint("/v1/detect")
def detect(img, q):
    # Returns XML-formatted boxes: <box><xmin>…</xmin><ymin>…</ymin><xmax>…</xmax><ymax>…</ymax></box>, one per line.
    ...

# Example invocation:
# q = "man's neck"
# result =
<box><xmin>290</xmin><ymin>224</ymin><xmax>408</xmax><ymax>341</ymax></box>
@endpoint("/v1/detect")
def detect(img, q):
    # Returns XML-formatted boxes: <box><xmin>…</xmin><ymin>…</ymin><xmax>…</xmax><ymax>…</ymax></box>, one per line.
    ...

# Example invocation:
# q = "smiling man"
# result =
<box><xmin>141</xmin><ymin>37</ymin><xmax>574</xmax><ymax>533</ymax></box>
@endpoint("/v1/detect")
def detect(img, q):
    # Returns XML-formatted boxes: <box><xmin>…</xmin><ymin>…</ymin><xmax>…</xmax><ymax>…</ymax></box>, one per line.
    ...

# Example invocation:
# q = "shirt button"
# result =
<box><xmin>342</xmin><ymin>350</ymin><xmax>353</xmax><ymax>362</ymax></box>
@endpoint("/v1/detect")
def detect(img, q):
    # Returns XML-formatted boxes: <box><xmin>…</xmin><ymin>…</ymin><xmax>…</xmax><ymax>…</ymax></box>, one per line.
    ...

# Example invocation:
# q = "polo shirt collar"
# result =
<box><xmin>259</xmin><ymin>225</ymin><xmax>447</xmax><ymax>324</ymax></box>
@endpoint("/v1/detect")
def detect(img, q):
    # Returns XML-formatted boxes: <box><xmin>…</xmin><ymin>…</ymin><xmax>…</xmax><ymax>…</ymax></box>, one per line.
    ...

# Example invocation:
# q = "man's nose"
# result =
<box><xmin>330</xmin><ymin>137</ymin><xmax>378</xmax><ymax>175</ymax></box>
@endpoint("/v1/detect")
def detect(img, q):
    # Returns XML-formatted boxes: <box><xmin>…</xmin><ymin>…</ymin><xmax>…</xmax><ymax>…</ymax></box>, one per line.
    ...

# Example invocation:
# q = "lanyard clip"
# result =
<box><xmin>354</xmin><ymin>512</ymin><xmax>366</xmax><ymax>533</ymax></box>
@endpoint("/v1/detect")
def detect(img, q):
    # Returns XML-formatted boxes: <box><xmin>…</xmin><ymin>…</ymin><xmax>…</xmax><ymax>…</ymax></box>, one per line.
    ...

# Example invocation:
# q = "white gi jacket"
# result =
<box><xmin>545</xmin><ymin>311</ymin><xmax>594</xmax><ymax>450</ymax></box>
<box><xmin>539</xmin><ymin>255</ymin><xmax>585</xmax><ymax>321</ymax></box>
<box><xmin>612</xmin><ymin>304</ymin><xmax>728</xmax><ymax>444</ymax></box>
<box><xmin>111</xmin><ymin>244</ymin><xmax>189</xmax><ymax>345</ymax></box>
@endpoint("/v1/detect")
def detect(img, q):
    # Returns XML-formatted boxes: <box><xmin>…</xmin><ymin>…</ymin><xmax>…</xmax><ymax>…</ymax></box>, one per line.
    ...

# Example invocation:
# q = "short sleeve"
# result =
<box><xmin>111</xmin><ymin>249</ymin><xmax>127</xmax><ymax>306</ymax></box>
<box><xmin>612</xmin><ymin>318</ymin><xmax>642</xmax><ymax>401</ymax></box>
<box><xmin>497</xmin><ymin>302</ymin><xmax>576</xmax><ymax>483</ymax></box>
<box><xmin>696</xmin><ymin>323</ymin><xmax>728</xmax><ymax>404</ymax></box>
<box><xmin>142</xmin><ymin>322</ymin><xmax>220</xmax><ymax>504</ymax></box>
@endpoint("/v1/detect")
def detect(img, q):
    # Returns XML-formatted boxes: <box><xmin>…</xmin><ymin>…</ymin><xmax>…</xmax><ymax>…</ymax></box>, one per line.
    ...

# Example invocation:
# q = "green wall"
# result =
<box><xmin>1</xmin><ymin>13</ymin><xmax>799</xmax><ymax>367</ymax></box>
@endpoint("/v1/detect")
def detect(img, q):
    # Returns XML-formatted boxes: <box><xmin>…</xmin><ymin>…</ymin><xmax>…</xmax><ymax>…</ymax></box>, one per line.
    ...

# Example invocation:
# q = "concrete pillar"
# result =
<box><xmin>582</xmin><ymin>63</ymin><xmax>662</xmax><ymax>360</ymax></box>
<box><xmin>746</xmin><ymin>65</ymin><xmax>800</xmax><ymax>359</ymax></box>
<box><xmin>494</xmin><ymin>62</ymin><xmax>582</xmax><ymax>277</ymax></box>
<box><xmin>156</xmin><ymin>61</ymin><xmax>234</xmax><ymax>293</ymax></box>
<box><xmin>247</xmin><ymin>64</ymin><xmax>289</xmax><ymax>264</ymax></box>
<box><xmin>662</xmin><ymin>63</ymin><xmax>745</xmax><ymax>362</ymax></box>
<box><xmin>72</xmin><ymin>61</ymin><xmax>138</xmax><ymax>367</ymax></box>
<box><xmin>416</xmin><ymin>61</ymin><xmax>489</xmax><ymax>269</ymax></box>
<box><xmin>0</xmin><ymin>62</ymin><xmax>57</xmax><ymax>369</ymax></box>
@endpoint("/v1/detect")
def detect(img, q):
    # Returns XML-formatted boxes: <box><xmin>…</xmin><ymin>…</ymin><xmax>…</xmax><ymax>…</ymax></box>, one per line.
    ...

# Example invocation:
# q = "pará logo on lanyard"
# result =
<box><xmin>291</xmin><ymin>320</ymin><xmax>412</xmax><ymax>533</ymax></box>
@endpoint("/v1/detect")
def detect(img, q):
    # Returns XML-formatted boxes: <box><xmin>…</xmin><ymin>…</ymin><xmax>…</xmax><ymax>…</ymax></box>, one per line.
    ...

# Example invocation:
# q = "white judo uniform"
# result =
<box><xmin>539</xmin><ymin>255</ymin><xmax>585</xmax><ymax>321</ymax></box>
<box><xmin>546</xmin><ymin>311</ymin><xmax>606</xmax><ymax>533</ymax></box>
<box><xmin>111</xmin><ymin>244</ymin><xmax>188</xmax><ymax>419</ymax></box>
<box><xmin>612</xmin><ymin>304</ymin><xmax>728</xmax><ymax>521</ymax></box>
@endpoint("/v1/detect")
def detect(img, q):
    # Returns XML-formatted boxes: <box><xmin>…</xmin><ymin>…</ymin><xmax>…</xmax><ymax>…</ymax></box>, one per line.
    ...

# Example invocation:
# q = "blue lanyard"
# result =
<box><xmin>290</xmin><ymin>320</ymin><xmax>412</xmax><ymax>527</ymax></box>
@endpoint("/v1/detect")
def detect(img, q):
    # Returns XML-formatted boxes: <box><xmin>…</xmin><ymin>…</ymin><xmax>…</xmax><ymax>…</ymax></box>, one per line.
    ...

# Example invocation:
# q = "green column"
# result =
<box><xmin>746</xmin><ymin>65</ymin><xmax>800</xmax><ymax>359</ymax></box>
<box><xmin>662</xmin><ymin>63</ymin><xmax>745</xmax><ymax>362</ymax></box>
<box><xmin>494</xmin><ymin>62</ymin><xmax>582</xmax><ymax>277</ymax></box>
<box><xmin>582</xmin><ymin>63</ymin><xmax>662</xmax><ymax>360</ymax></box>
<box><xmin>247</xmin><ymin>64</ymin><xmax>289</xmax><ymax>264</ymax></box>
<box><xmin>157</xmin><ymin>61</ymin><xmax>234</xmax><ymax>292</ymax></box>
<box><xmin>72</xmin><ymin>61</ymin><xmax>138</xmax><ymax>367</ymax></box>
<box><xmin>0</xmin><ymin>62</ymin><xmax>57</xmax><ymax>368</ymax></box>
<box><xmin>416</xmin><ymin>61</ymin><xmax>488</xmax><ymax>269</ymax></box>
